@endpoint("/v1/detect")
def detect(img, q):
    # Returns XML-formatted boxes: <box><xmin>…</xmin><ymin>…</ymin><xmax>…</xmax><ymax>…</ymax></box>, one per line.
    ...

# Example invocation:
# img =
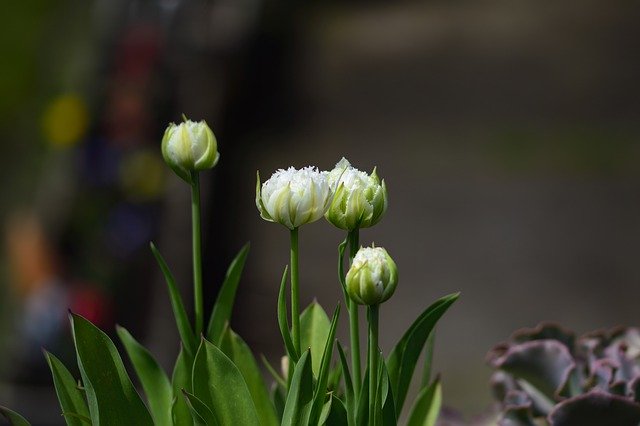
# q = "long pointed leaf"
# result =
<box><xmin>326</xmin><ymin>395</ymin><xmax>348</xmax><ymax>426</ymax></box>
<box><xmin>70</xmin><ymin>313</ymin><xmax>153</xmax><ymax>426</ymax></box>
<box><xmin>277</xmin><ymin>266</ymin><xmax>298</xmax><ymax>362</ymax></box>
<box><xmin>300</xmin><ymin>301</ymin><xmax>331</xmax><ymax>377</ymax></box>
<box><xmin>192</xmin><ymin>338</ymin><xmax>260</xmax><ymax>426</ymax></box>
<box><xmin>355</xmin><ymin>368</ymin><xmax>369</xmax><ymax>426</ymax></box>
<box><xmin>150</xmin><ymin>242</ymin><xmax>197</xmax><ymax>357</ymax></box>
<box><xmin>387</xmin><ymin>293</ymin><xmax>459</xmax><ymax>414</ymax></box>
<box><xmin>282</xmin><ymin>349</ymin><xmax>313</xmax><ymax>426</ymax></box>
<box><xmin>116</xmin><ymin>326</ymin><xmax>173</xmax><ymax>426</ymax></box>
<box><xmin>309</xmin><ymin>304</ymin><xmax>341</xmax><ymax>424</ymax></box>
<box><xmin>220</xmin><ymin>326</ymin><xmax>279</xmax><ymax>426</ymax></box>
<box><xmin>172</xmin><ymin>347</ymin><xmax>194</xmax><ymax>426</ymax></box>
<box><xmin>381</xmin><ymin>360</ymin><xmax>397</xmax><ymax>426</ymax></box>
<box><xmin>406</xmin><ymin>379</ymin><xmax>442</xmax><ymax>426</ymax></box>
<box><xmin>44</xmin><ymin>351</ymin><xmax>90</xmax><ymax>426</ymax></box>
<box><xmin>336</xmin><ymin>342</ymin><xmax>355</xmax><ymax>426</ymax></box>
<box><xmin>182</xmin><ymin>390</ymin><xmax>219</xmax><ymax>426</ymax></box>
<box><xmin>206</xmin><ymin>243</ymin><xmax>250</xmax><ymax>344</ymax></box>
<box><xmin>420</xmin><ymin>331</ymin><xmax>436</xmax><ymax>388</ymax></box>
<box><xmin>0</xmin><ymin>406</ymin><xmax>30</xmax><ymax>425</ymax></box>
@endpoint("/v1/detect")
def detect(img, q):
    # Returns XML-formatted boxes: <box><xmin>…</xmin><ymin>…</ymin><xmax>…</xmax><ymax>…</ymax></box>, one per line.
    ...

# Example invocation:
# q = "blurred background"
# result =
<box><xmin>1</xmin><ymin>0</ymin><xmax>640</xmax><ymax>423</ymax></box>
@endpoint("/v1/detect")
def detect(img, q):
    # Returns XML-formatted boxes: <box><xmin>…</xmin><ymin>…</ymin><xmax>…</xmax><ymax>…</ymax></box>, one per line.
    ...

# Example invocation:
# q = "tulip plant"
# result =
<box><xmin>1</xmin><ymin>117</ymin><xmax>459</xmax><ymax>426</ymax></box>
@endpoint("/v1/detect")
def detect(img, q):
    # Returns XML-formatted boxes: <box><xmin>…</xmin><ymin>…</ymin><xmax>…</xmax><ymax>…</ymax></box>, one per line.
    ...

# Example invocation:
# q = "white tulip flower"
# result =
<box><xmin>161</xmin><ymin>118</ymin><xmax>219</xmax><ymax>183</ymax></box>
<box><xmin>346</xmin><ymin>246</ymin><xmax>398</xmax><ymax>305</ymax></box>
<box><xmin>256</xmin><ymin>166</ymin><xmax>332</xmax><ymax>230</ymax></box>
<box><xmin>325</xmin><ymin>158</ymin><xmax>387</xmax><ymax>231</ymax></box>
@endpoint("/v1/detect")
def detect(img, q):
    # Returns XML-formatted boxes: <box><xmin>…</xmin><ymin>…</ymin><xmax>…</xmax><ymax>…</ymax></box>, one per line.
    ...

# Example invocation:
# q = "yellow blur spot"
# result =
<box><xmin>42</xmin><ymin>94</ymin><xmax>89</xmax><ymax>148</ymax></box>
<box><xmin>119</xmin><ymin>149</ymin><xmax>166</xmax><ymax>201</ymax></box>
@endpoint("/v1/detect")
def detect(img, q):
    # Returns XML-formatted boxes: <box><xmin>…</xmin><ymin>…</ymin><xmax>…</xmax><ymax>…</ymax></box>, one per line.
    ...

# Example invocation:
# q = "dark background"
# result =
<box><xmin>1</xmin><ymin>0</ymin><xmax>640</xmax><ymax>423</ymax></box>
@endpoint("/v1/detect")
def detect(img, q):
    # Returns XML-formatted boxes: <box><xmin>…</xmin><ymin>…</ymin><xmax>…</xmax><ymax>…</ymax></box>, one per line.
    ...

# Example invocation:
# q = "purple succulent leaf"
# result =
<box><xmin>493</xmin><ymin>339</ymin><xmax>576</xmax><ymax>402</ymax></box>
<box><xmin>583</xmin><ymin>359</ymin><xmax>615</xmax><ymax>393</ymax></box>
<box><xmin>548</xmin><ymin>391</ymin><xmax>640</xmax><ymax>426</ymax></box>
<box><xmin>490</xmin><ymin>371</ymin><xmax>519</xmax><ymax>402</ymax></box>
<box><xmin>498</xmin><ymin>391</ymin><xmax>537</xmax><ymax>426</ymax></box>
<box><xmin>512</xmin><ymin>323</ymin><xmax>575</xmax><ymax>352</ymax></box>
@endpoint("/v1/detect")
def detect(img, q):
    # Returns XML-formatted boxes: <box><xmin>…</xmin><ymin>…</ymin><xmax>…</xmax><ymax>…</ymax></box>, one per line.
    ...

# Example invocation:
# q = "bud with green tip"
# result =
<box><xmin>161</xmin><ymin>118</ymin><xmax>219</xmax><ymax>183</ymax></box>
<box><xmin>256</xmin><ymin>166</ymin><xmax>332</xmax><ymax>230</ymax></box>
<box><xmin>325</xmin><ymin>158</ymin><xmax>387</xmax><ymax>231</ymax></box>
<box><xmin>346</xmin><ymin>246</ymin><xmax>398</xmax><ymax>305</ymax></box>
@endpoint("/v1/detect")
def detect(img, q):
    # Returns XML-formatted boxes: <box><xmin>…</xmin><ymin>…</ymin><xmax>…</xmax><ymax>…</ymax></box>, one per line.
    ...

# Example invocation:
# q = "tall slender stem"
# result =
<box><xmin>347</xmin><ymin>229</ymin><xmax>362</xmax><ymax>395</ymax></box>
<box><xmin>368</xmin><ymin>304</ymin><xmax>379</xmax><ymax>424</ymax></box>
<box><xmin>290</xmin><ymin>227</ymin><xmax>301</xmax><ymax>354</ymax></box>
<box><xmin>190</xmin><ymin>171</ymin><xmax>204</xmax><ymax>336</ymax></box>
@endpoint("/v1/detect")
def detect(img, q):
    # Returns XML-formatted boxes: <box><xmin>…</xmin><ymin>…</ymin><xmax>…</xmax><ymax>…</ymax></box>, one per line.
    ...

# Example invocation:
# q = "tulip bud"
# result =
<box><xmin>161</xmin><ymin>118</ymin><xmax>219</xmax><ymax>183</ymax></box>
<box><xmin>325</xmin><ymin>158</ymin><xmax>387</xmax><ymax>231</ymax></box>
<box><xmin>346</xmin><ymin>246</ymin><xmax>398</xmax><ymax>305</ymax></box>
<box><xmin>256</xmin><ymin>166</ymin><xmax>332</xmax><ymax>230</ymax></box>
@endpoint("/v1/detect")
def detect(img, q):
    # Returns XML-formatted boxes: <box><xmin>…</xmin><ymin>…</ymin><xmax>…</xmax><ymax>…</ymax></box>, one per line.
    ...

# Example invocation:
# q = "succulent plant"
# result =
<box><xmin>487</xmin><ymin>322</ymin><xmax>640</xmax><ymax>426</ymax></box>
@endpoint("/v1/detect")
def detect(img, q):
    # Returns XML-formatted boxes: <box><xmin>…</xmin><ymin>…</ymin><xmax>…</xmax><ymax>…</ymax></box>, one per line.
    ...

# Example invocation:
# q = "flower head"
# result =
<box><xmin>346</xmin><ymin>246</ymin><xmax>398</xmax><ymax>305</ymax></box>
<box><xmin>325</xmin><ymin>158</ymin><xmax>387</xmax><ymax>230</ymax></box>
<box><xmin>256</xmin><ymin>166</ymin><xmax>332</xmax><ymax>230</ymax></box>
<box><xmin>161</xmin><ymin>118</ymin><xmax>219</xmax><ymax>183</ymax></box>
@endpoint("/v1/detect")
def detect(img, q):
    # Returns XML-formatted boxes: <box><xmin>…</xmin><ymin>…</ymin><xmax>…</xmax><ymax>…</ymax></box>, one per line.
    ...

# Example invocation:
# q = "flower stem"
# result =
<box><xmin>190</xmin><ymin>171</ymin><xmax>204</xmax><ymax>336</ymax></box>
<box><xmin>347</xmin><ymin>229</ymin><xmax>362</xmax><ymax>396</ymax></box>
<box><xmin>368</xmin><ymin>304</ymin><xmax>379</xmax><ymax>424</ymax></box>
<box><xmin>290</xmin><ymin>227</ymin><xmax>301</xmax><ymax>354</ymax></box>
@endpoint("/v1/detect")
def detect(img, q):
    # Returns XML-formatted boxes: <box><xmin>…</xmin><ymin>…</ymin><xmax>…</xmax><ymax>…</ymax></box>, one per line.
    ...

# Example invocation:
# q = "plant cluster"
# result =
<box><xmin>487</xmin><ymin>322</ymin><xmax>640</xmax><ymax>426</ymax></box>
<box><xmin>0</xmin><ymin>118</ymin><xmax>458</xmax><ymax>426</ymax></box>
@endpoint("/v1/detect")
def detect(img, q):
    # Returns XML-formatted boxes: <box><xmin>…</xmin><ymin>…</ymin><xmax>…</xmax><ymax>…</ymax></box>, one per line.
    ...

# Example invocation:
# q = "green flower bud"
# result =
<box><xmin>346</xmin><ymin>246</ymin><xmax>398</xmax><ymax>305</ymax></box>
<box><xmin>325</xmin><ymin>158</ymin><xmax>387</xmax><ymax>231</ymax></box>
<box><xmin>256</xmin><ymin>166</ymin><xmax>332</xmax><ymax>230</ymax></box>
<box><xmin>161</xmin><ymin>118</ymin><xmax>219</xmax><ymax>183</ymax></box>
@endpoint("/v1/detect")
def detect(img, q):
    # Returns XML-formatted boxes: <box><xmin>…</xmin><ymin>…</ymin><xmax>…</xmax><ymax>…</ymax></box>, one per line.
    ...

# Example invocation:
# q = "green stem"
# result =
<box><xmin>368</xmin><ymin>304</ymin><xmax>379</xmax><ymax>424</ymax></box>
<box><xmin>290</xmin><ymin>228</ymin><xmax>301</xmax><ymax>354</ymax></box>
<box><xmin>347</xmin><ymin>229</ymin><xmax>362</xmax><ymax>396</ymax></box>
<box><xmin>190</xmin><ymin>171</ymin><xmax>204</xmax><ymax>336</ymax></box>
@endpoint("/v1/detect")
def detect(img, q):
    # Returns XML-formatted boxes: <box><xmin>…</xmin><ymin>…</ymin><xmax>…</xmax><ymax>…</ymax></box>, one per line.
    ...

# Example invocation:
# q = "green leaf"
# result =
<box><xmin>150</xmin><ymin>242</ymin><xmax>197</xmax><ymax>357</ymax></box>
<box><xmin>277</xmin><ymin>266</ymin><xmax>298</xmax><ymax>362</ymax></box>
<box><xmin>206</xmin><ymin>243</ymin><xmax>250</xmax><ymax>344</ymax></box>
<box><xmin>44</xmin><ymin>351</ymin><xmax>90</xmax><ymax>426</ymax></box>
<box><xmin>325</xmin><ymin>395</ymin><xmax>348</xmax><ymax>426</ymax></box>
<box><xmin>172</xmin><ymin>347</ymin><xmax>194</xmax><ymax>426</ymax></box>
<box><xmin>337</xmin><ymin>237</ymin><xmax>348</xmax><ymax>300</ymax></box>
<box><xmin>406</xmin><ymin>379</ymin><xmax>442</xmax><ymax>426</ymax></box>
<box><xmin>220</xmin><ymin>326</ymin><xmax>279</xmax><ymax>426</ymax></box>
<box><xmin>192</xmin><ymin>338</ymin><xmax>261</xmax><ymax>426</ymax></box>
<box><xmin>116</xmin><ymin>326</ymin><xmax>173</xmax><ymax>426</ymax></box>
<box><xmin>309</xmin><ymin>304</ymin><xmax>341</xmax><ymax>425</ymax></box>
<box><xmin>420</xmin><ymin>331</ymin><xmax>436</xmax><ymax>388</ymax></box>
<box><xmin>182</xmin><ymin>390</ymin><xmax>219</xmax><ymax>426</ymax></box>
<box><xmin>355</xmin><ymin>368</ymin><xmax>369</xmax><ymax>426</ymax></box>
<box><xmin>387</xmin><ymin>293</ymin><xmax>459</xmax><ymax>414</ymax></box>
<box><xmin>300</xmin><ymin>301</ymin><xmax>331</xmax><ymax>377</ymax></box>
<box><xmin>336</xmin><ymin>342</ymin><xmax>355</xmax><ymax>426</ymax></box>
<box><xmin>281</xmin><ymin>349</ymin><xmax>313</xmax><ymax>426</ymax></box>
<box><xmin>319</xmin><ymin>398</ymin><xmax>332</xmax><ymax>425</ymax></box>
<box><xmin>380</xmin><ymin>361</ymin><xmax>397</xmax><ymax>426</ymax></box>
<box><xmin>0</xmin><ymin>406</ymin><xmax>30</xmax><ymax>425</ymax></box>
<box><xmin>70</xmin><ymin>313</ymin><xmax>153</xmax><ymax>426</ymax></box>
<box><xmin>270</xmin><ymin>383</ymin><xmax>286</xmax><ymax>422</ymax></box>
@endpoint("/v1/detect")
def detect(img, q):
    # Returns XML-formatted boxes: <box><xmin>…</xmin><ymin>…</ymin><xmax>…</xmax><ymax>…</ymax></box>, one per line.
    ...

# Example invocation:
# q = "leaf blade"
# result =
<box><xmin>281</xmin><ymin>349</ymin><xmax>314</xmax><ymax>426</ymax></box>
<box><xmin>386</xmin><ymin>293</ymin><xmax>459</xmax><ymax>414</ymax></box>
<box><xmin>406</xmin><ymin>379</ymin><xmax>442</xmax><ymax>426</ymax></box>
<box><xmin>116</xmin><ymin>326</ymin><xmax>173</xmax><ymax>426</ymax></box>
<box><xmin>220</xmin><ymin>327</ymin><xmax>279</xmax><ymax>426</ymax></box>
<box><xmin>192</xmin><ymin>338</ymin><xmax>261</xmax><ymax>426</ymax></box>
<box><xmin>206</xmin><ymin>243</ymin><xmax>250</xmax><ymax>344</ymax></box>
<box><xmin>70</xmin><ymin>313</ymin><xmax>153</xmax><ymax>426</ymax></box>
<box><xmin>150</xmin><ymin>242</ymin><xmax>197</xmax><ymax>357</ymax></box>
<box><xmin>44</xmin><ymin>351</ymin><xmax>90</xmax><ymax>426</ymax></box>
